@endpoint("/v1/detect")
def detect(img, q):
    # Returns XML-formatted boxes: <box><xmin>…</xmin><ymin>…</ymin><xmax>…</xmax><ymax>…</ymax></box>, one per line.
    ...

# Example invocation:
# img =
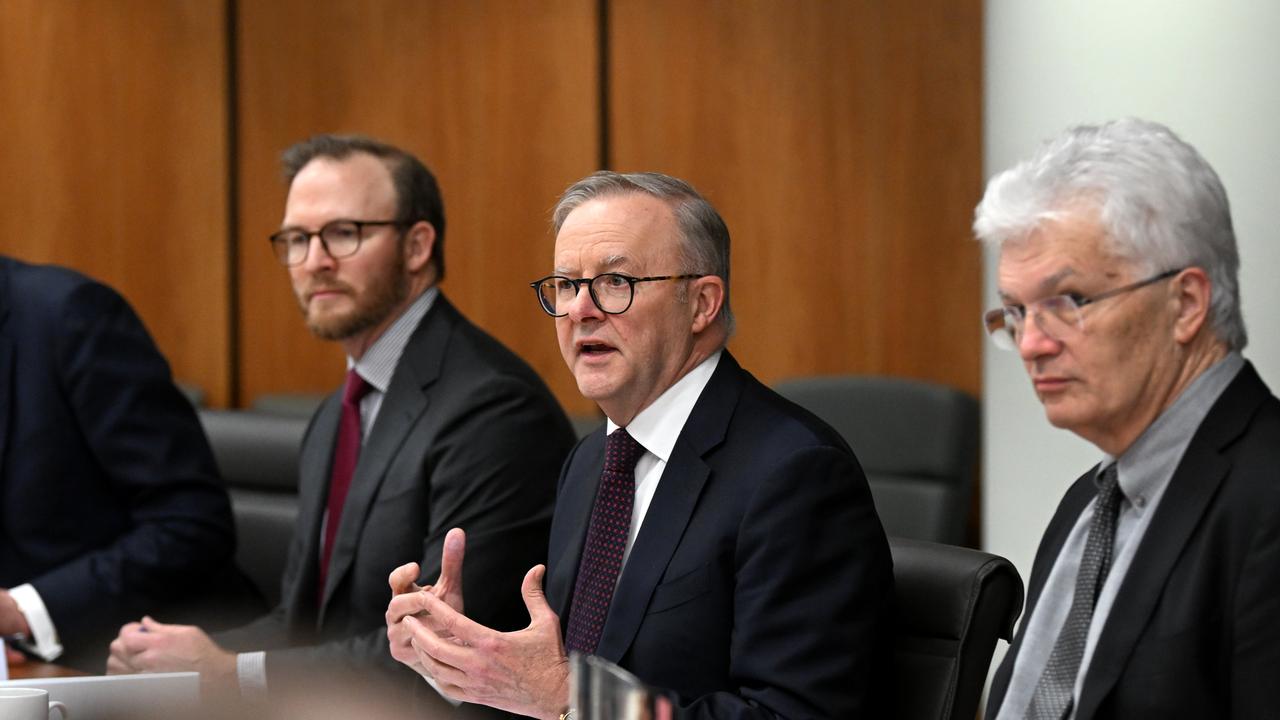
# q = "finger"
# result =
<box><xmin>521</xmin><ymin>564</ymin><xmax>558</xmax><ymax>624</ymax></box>
<box><xmin>405</xmin><ymin>616</ymin><xmax>472</xmax><ymax>688</ymax></box>
<box><xmin>139</xmin><ymin>616</ymin><xmax>169</xmax><ymax>632</ymax></box>
<box><xmin>402</xmin><ymin>612</ymin><xmax>475</xmax><ymax>671</ymax></box>
<box><xmin>6</xmin><ymin>647</ymin><xmax>27</xmax><ymax>665</ymax></box>
<box><xmin>386</xmin><ymin>590</ymin><xmax>433</xmax><ymax>623</ymax></box>
<box><xmin>388</xmin><ymin>562</ymin><xmax>422</xmax><ymax>595</ymax></box>
<box><xmin>105</xmin><ymin>653</ymin><xmax>135</xmax><ymax>675</ymax></box>
<box><xmin>119</xmin><ymin>629</ymin><xmax>158</xmax><ymax>654</ymax></box>
<box><xmin>437</xmin><ymin>528</ymin><xmax>466</xmax><ymax>590</ymax></box>
<box><xmin>117</xmin><ymin>621</ymin><xmax>143</xmax><ymax>637</ymax></box>
<box><xmin>416</xmin><ymin>591</ymin><xmax>493</xmax><ymax>647</ymax></box>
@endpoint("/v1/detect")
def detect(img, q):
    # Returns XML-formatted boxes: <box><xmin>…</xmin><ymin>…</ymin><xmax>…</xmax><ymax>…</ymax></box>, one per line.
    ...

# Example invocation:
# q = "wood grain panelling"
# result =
<box><xmin>609</xmin><ymin>1</ymin><xmax>983</xmax><ymax>396</ymax></box>
<box><xmin>236</xmin><ymin>0</ymin><xmax>600</xmax><ymax>412</ymax></box>
<box><xmin>0</xmin><ymin>1</ymin><xmax>230</xmax><ymax>404</ymax></box>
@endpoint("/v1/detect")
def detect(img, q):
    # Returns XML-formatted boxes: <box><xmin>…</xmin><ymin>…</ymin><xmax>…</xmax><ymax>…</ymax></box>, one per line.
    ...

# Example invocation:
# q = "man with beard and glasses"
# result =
<box><xmin>107</xmin><ymin>135</ymin><xmax>576</xmax><ymax>716</ymax></box>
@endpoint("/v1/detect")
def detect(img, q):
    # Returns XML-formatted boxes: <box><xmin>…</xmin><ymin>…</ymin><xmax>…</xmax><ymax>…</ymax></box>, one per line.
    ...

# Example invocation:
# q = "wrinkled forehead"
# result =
<box><xmin>996</xmin><ymin>214</ymin><xmax>1130</xmax><ymax>299</ymax></box>
<box><xmin>553</xmin><ymin>194</ymin><xmax>680</xmax><ymax>273</ymax></box>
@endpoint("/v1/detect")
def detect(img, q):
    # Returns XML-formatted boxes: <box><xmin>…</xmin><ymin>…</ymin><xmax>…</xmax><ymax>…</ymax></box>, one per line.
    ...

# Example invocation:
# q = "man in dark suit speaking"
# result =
<box><xmin>0</xmin><ymin>255</ymin><xmax>251</xmax><ymax>671</ymax></box>
<box><xmin>979</xmin><ymin>119</ymin><xmax>1280</xmax><ymax>719</ymax></box>
<box><xmin>386</xmin><ymin>171</ymin><xmax>894</xmax><ymax>718</ymax></box>
<box><xmin>108</xmin><ymin>135</ymin><xmax>575</xmax><ymax>712</ymax></box>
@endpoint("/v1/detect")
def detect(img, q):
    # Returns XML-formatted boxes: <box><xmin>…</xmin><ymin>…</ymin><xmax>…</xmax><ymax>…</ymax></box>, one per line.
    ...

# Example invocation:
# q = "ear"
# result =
<box><xmin>402</xmin><ymin>221</ymin><xmax>437</xmax><ymax>275</ymax></box>
<box><xmin>689</xmin><ymin>275</ymin><xmax>726</xmax><ymax>334</ymax></box>
<box><xmin>1170</xmin><ymin>267</ymin><xmax>1212</xmax><ymax>345</ymax></box>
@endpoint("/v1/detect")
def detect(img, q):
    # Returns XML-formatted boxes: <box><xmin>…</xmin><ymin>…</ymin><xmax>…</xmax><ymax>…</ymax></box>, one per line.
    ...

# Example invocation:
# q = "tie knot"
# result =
<box><xmin>1094</xmin><ymin>463</ymin><xmax>1122</xmax><ymax>510</ymax></box>
<box><xmin>343</xmin><ymin>370</ymin><xmax>372</xmax><ymax>406</ymax></box>
<box><xmin>605</xmin><ymin>428</ymin><xmax>644</xmax><ymax>471</ymax></box>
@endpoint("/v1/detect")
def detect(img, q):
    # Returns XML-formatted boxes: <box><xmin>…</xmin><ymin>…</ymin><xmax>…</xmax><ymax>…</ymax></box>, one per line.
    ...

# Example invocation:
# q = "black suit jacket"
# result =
<box><xmin>987</xmin><ymin>362</ymin><xmax>1280</xmax><ymax>719</ymax></box>
<box><xmin>547</xmin><ymin>352</ymin><xmax>894</xmax><ymax>718</ymax></box>
<box><xmin>0</xmin><ymin>257</ymin><xmax>251</xmax><ymax>670</ymax></box>
<box><xmin>217</xmin><ymin>294</ymin><xmax>576</xmax><ymax>708</ymax></box>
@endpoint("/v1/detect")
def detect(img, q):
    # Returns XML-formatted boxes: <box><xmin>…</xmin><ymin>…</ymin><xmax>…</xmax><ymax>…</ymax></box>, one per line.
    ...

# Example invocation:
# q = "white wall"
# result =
<box><xmin>983</xmin><ymin>0</ymin><xmax>1280</xmax><ymax>670</ymax></box>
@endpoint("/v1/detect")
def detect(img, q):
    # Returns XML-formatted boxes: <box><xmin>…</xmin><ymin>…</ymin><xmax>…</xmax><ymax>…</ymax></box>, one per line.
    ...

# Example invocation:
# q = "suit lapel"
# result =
<box><xmin>319</xmin><ymin>298</ymin><xmax>454</xmax><ymax>609</ymax></box>
<box><xmin>989</xmin><ymin>472</ymin><xmax>1096</xmax><ymax>709</ymax></box>
<box><xmin>1075</xmin><ymin>364</ymin><xmax>1265</xmax><ymax>719</ymax></box>
<box><xmin>593</xmin><ymin>353</ymin><xmax>740</xmax><ymax>662</ymax></box>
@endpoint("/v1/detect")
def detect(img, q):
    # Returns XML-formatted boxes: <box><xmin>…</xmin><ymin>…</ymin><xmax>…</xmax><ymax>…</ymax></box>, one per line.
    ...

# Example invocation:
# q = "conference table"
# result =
<box><xmin>7</xmin><ymin>660</ymin><xmax>87</xmax><ymax>679</ymax></box>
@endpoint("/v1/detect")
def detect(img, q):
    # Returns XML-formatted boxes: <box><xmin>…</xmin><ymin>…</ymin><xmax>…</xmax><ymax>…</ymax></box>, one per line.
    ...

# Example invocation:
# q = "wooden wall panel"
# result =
<box><xmin>236</xmin><ymin>0</ymin><xmax>601</xmax><ymax>413</ymax></box>
<box><xmin>609</xmin><ymin>1</ymin><xmax>984</xmax><ymax>396</ymax></box>
<box><xmin>0</xmin><ymin>0</ymin><xmax>230</xmax><ymax>404</ymax></box>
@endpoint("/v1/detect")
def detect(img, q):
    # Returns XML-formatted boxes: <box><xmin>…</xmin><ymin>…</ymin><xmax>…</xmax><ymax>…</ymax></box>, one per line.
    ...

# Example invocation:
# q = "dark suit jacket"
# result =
<box><xmin>547</xmin><ymin>352</ymin><xmax>894</xmax><ymax>719</ymax></box>
<box><xmin>0</xmin><ymin>257</ymin><xmax>251</xmax><ymax>671</ymax></box>
<box><xmin>987</xmin><ymin>362</ymin><xmax>1280</xmax><ymax>719</ymax></box>
<box><xmin>217</xmin><ymin>294</ymin><xmax>576</xmax><ymax>709</ymax></box>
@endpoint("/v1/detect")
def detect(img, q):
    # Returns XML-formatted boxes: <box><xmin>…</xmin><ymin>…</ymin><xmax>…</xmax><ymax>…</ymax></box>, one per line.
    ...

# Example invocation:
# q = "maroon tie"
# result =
<box><xmin>565</xmin><ymin>428</ymin><xmax>644</xmax><ymax>654</ymax></box>
<box><xmin>318</xmin><ymin>369</ymin><xmax>372</xmax><ymax>597</ymax></box>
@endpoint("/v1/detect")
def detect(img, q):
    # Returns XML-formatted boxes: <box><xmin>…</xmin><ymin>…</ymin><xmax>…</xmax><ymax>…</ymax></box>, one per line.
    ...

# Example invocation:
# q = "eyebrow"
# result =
<box><xmin>998</xmin><ymin>266</ymin><xmax>1078</xmax><ymax>303</ymax></box>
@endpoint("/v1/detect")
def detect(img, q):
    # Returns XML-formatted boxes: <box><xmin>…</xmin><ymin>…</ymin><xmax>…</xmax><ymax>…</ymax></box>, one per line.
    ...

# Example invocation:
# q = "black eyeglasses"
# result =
<box><xmin>268</xmin><ymin>219</ymin><xmax>406</xmax><ymax>267</ymax></box>
<box><xmin>983</xmin><ymin>268</ymin><xmax>1184</xmax><ymax>350</ymax></box>
<box><xmin>530</xmin><ymin>273</ymin><xmax>706</xmax><ymax>316</ymax></box>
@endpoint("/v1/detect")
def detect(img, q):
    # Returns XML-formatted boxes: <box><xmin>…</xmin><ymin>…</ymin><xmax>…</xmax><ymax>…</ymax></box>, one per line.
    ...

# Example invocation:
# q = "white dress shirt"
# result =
<box><xmin>605</xmin><ymin>350</ymin><xmax>721</xmax><ymax>567</ymax></box>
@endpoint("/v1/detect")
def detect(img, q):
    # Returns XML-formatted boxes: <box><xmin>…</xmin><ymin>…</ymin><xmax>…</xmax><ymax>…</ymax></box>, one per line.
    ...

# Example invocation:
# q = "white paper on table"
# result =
<box><xmin>0</xmin><ymin>638</ymin><xmax>8</xmax><ymax>681</ymax></box>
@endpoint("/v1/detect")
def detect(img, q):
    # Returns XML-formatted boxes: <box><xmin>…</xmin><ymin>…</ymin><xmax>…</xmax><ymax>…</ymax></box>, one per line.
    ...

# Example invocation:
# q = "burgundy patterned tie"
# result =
<box><xmin>565</xmin><ymin>428</ymin><xmax>644</xmax><ymax>654</ymax></box>
<box><xmin>318</xmin><ymin>369</ymin><xmax>372</xmax><ymax>598</ymax></box>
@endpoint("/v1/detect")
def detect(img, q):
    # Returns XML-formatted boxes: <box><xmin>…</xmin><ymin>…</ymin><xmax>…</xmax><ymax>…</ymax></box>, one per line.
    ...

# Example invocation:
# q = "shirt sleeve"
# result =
<box><xmin>237</xmin><ymin>651</ymin><xmax>269</xmax><ymax>699</ymax></box>
<box><xmin>7</xmin><ymin>584</ymin><xmax>64</xmax><ymax>661</ymax></box>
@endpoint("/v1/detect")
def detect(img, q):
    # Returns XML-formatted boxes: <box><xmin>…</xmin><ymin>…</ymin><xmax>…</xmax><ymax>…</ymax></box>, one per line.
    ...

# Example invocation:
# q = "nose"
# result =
<box><xmin>1016</xmin><ymin>310</ymin><xmax>1062</xmax><ymax>362</ymax></box>
<box><xmin>564</xmin><ymin>281</ymin><xmax>604</xmax><ymax>323</ymax></box>
<box><xmin>300</xmin><ymin>234</ymin><xmax>336</xmax><ymax>274</ymax></box>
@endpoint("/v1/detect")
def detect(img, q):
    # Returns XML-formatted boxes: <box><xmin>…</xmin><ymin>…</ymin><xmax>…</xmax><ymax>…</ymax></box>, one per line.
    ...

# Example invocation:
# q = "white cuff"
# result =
<box><xmin>236</xmin><ymin>651</ymin><xmax>268</xmax><ymax>700</ymax></box>
<box><xmin>7</xmin><ymin>584</ymin><xmax>64</xmax><ymax>661</ymax></box>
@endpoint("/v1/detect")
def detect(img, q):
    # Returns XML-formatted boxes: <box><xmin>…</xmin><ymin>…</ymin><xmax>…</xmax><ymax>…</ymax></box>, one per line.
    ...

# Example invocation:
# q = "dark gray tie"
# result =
<box><xmin>1026</xmin><ymin>464</ymin><xmax>1122</xmax><ymax>720</ymax></box>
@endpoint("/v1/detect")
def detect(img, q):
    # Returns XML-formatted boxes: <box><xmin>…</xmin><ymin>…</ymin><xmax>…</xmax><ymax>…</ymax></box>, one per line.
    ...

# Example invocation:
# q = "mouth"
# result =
<box><xmin>306</xmin><ymin>285</ymin><xmax>349</xmax><ymax>303</ymax></box>
<box><xmin>1033</xmin><ymin>376</ymin><xmax>1072</xmax><ymax>393</ymax></box>
<box><xmin>576</xmin><ymin>340</ymin><xmax>617</xmax><ymax>358</ymax></box>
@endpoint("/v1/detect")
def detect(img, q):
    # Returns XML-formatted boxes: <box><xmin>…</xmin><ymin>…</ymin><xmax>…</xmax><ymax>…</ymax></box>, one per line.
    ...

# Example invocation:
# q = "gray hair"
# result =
<box><xmin>552</xmin><ymin>171</ymin><xmax>734</xmax><ymax>336</ymax></box>
<box><xmin>973</xmin><ymin>118</ymin><xmax>1245</xmax><ymax>350</ymax></box>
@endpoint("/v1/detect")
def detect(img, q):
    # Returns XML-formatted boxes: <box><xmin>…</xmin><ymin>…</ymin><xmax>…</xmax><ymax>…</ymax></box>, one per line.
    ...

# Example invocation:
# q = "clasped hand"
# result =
<box><xmin>107</xmin><ymin>616</ymin><xmax>237</xmax><ymax>691</ymax></box>
<box><xmin>385</xmin><ymin>528</ymin><xmax>571</xmax><ymax>720</ymax></box>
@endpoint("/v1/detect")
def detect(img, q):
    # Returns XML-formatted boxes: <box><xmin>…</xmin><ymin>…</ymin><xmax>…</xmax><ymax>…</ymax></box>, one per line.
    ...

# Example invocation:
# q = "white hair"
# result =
<box><xmin>974</xmin><ymin>118</ymin><xmax>1246</xmax><ymax>350</ymax></box>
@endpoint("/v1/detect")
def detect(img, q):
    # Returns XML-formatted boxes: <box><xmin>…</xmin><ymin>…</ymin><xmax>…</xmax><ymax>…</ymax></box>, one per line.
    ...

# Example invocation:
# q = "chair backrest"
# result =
<box><xmin>890</xmin><ymin>537</ymin><xmax>1023</xmax><ymax>720</ymax></box>
<box><xmin>251</xmin><ymin>391</ymin><xmax>327</xmax><ymax>419</ymax></box>
<box><xmin>198</xmin><ymin>408</ymin><xmax>310</xmax><ymax>606</ymax></box>
<box><xmin>774</xmin><ymin>375</ymin><xmax>979</xmax><ymax>544</ymax></box>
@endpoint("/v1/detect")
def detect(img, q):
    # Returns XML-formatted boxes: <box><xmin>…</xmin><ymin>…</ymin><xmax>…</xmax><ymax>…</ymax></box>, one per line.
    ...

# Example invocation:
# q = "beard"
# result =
<box><xmin>296</xmin><ymin>251</ymin><xmax>410</xmax><ymax>341</ymax></box>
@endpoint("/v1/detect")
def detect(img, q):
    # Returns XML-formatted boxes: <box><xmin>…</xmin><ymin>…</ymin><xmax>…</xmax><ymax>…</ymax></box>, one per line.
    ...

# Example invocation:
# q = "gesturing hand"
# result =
<box><xmin>400</xmin><ymin>564</ymin><xmax>570</xmax><ymax>720</ymax></box>
<box><xmin>386</xmin><ymin>527</ymin><xmax>467</xmax><ymax>676</ymax></box>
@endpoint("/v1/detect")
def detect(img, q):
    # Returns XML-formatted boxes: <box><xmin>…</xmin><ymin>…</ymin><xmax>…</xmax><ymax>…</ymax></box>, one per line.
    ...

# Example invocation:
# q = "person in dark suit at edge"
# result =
<box><xmin>108</xmin><ymin>135</ymin><xmax>576</xmax><ymax>715</ymax></box>
<box><xmin>0</xmin><ymin>254</ymin><xmax>256</xmax><ymax>672</ymax></box>
<box><xmin>979</xmin><ymin>119</ymin><xmax>1280</xmax><ymax>719</ymax></box>
<box><xmin>386</xmin><ymin>171</ymin><xmax>894</xmax><ymax>718</ymax></box>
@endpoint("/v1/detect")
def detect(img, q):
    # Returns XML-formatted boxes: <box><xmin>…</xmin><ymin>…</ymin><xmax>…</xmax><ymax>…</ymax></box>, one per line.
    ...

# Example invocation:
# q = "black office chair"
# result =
<box><xmin>774</xmin><ymin>375</ymin><xmax>979</xmax><ymax>545</ymax></box>
<box><xmin>890</xmin><ymin>537</ymin><xmax>1024</xmax><ymax>720</ymax></box>
<box><xmin>198</xmin><ymin>408</ymin><xmax>309</xmax><ymax>607</ymax></box>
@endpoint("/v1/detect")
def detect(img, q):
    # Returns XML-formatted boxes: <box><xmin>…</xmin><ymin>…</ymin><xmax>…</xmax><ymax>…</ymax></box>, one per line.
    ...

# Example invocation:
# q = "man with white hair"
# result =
<box><xmin>979</xmin><ymin>118</ymin><xmax>1280</xmax><ymax>719</ymax></box>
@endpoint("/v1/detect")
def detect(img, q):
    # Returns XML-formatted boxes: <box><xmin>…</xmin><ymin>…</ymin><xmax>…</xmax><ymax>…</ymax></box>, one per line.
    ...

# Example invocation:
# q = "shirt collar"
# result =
<box><xmin>1102</xmin><ymin>351</ymin><xmax>1245</xmax><ymax>509</ymax></box>
<box><xmin>347</xmin><ymin>286</ymin><xmax>439</xmax><ymax>393</ymax></box>
<box><xmin>606</xmin><ymin>350</ymin><xmax>722</xmax><ymax>462</ymax></box>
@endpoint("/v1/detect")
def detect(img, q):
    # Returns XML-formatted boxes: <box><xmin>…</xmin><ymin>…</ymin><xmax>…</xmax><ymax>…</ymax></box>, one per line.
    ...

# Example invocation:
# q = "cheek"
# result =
<box><xmin>555</xmin><ymin>321</ymin><xmax>573</xmax><ymax>356</ymax></box>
